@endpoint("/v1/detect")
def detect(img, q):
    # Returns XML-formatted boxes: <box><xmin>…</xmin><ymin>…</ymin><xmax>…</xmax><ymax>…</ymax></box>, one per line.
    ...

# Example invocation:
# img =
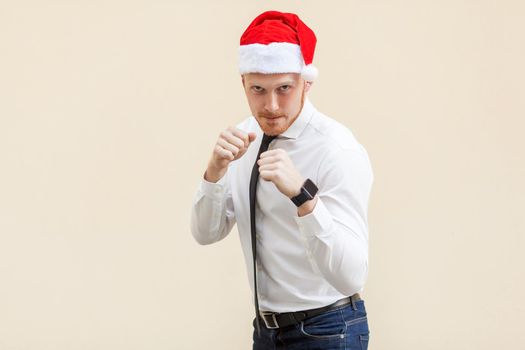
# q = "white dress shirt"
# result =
<box><xmin>190</xmin><ymin>98</ymin><xmax>374</xmax><ymax>313</ymax></box>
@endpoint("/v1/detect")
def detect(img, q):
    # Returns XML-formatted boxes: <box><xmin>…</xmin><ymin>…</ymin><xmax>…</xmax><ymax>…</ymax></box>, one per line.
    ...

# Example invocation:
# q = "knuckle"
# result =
<box><xmin>234</xmin><ymin>137</ymin><xmax>243</xmax><ymax>147</ymax></box>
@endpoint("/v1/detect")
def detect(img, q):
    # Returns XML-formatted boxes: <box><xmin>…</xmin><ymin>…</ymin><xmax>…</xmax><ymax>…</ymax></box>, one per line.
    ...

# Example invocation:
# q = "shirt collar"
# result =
<box><xmin>278</xmin><ymin>97</ymin><xmax>315</xmax><ymax>140</ymax></box>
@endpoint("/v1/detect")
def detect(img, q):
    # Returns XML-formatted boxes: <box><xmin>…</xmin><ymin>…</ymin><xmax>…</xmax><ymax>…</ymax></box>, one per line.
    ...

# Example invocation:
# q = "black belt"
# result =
<box><xmin>259</xmin><ymin>293</ymin><xmax>362</xmax><ymax>329</ymax></box>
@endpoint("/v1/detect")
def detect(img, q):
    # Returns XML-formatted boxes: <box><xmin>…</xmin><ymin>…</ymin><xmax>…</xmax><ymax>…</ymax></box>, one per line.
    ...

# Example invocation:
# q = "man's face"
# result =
<box><xmin>241</xmin><ymin>72</ymin><xmax>311</xmax><ymax>136</ymax></box>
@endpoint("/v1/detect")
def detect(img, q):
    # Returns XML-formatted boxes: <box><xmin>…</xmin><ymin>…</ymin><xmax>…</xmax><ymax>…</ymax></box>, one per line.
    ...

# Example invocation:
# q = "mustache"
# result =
<box><xmin>258</xmin><ymin>112</ymin><xmax>286</xmax><ymax>119</ymax></box>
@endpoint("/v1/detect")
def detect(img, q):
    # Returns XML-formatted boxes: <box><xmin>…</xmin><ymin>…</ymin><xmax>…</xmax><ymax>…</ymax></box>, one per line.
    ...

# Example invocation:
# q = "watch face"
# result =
<box><xmin>303</xmin><ymin>179</ymin><xmax>318</xmax><ymax>198</ymax></box>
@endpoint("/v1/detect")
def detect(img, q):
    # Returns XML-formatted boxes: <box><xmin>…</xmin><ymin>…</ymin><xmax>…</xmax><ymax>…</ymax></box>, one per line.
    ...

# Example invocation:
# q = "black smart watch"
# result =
<box><xmin>291</xmin><ymin>178</ymin><xmax>318</xmax><ymax>207</ymax></box>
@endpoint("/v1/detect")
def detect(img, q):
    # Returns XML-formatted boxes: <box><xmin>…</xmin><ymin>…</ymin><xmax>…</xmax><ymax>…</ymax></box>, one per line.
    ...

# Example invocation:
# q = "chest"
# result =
<box><xmin>230</xmin><ymin>137</ymin><xmax>325</xmax><ymax>229</ymax></box>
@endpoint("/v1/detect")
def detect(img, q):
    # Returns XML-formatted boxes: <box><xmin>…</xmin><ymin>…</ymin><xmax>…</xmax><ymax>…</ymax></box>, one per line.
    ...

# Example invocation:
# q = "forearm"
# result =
<box><xmin>295</xmin><ymin>197</ymin><xmax>369</xmax><ymax>295</ymax></box>
<box><xmin>306</xmin><ymin>229</ymin><xmax>368</xmax><ymax>295</ymax></box>
<box><xmin>204</xmin><ymin>164</ymin><xmax>227</xmax><ymax>183</ymax></box>
<box><xmin>297</xmin><ymin>195</ymin><xmax>318</xmax><ymax>217</ymax></box>
<box><xmin>190</xmin><ymin>171</ymin><xmax>236</xmax><ymax>245</ymax></box>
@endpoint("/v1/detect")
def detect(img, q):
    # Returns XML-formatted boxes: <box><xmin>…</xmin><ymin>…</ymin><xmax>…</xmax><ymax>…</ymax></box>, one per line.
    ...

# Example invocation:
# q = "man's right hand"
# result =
<box><xmin>204</xmin><ymin>126</ymin><xmax>257</xmax><ymax>183</ymax></box>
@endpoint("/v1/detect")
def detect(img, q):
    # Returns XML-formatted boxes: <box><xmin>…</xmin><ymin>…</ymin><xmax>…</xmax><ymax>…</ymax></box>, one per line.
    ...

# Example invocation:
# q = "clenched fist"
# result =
<box><xmin>204</xmin><ymin>126</ymin><xmax>256</xmax><ymax>183</ymax></box>
<box><xmin>257</xmin><ymin>148</ymin><xmax>305</xmax><ymax>199</ymax></box>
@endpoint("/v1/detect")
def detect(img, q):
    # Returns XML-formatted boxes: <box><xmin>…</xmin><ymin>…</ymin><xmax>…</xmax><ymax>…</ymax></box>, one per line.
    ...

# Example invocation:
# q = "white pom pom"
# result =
<box><xmin>301</xmin><ymin>64</ymin><xmax>318</xmax><ymax>81</ymax></box>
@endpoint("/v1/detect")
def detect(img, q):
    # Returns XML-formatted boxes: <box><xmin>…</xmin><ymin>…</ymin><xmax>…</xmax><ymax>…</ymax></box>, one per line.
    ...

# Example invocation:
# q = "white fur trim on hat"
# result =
<box><xmin>238</xmin><ymin>42</ymin><xmax>318</xmax><ymax>81</ymax></box>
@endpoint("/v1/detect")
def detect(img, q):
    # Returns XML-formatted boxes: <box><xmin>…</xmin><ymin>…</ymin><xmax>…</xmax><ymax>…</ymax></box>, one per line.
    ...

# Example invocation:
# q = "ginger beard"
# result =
<box><xmin>255</xmin><ymin>82</ymin><xmax>307</xmax><ymax>136</ymax></box>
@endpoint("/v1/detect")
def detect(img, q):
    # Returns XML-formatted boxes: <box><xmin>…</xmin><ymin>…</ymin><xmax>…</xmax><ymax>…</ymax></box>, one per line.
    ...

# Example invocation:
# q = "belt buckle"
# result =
<box><xmin>260</xmin><ymin>311</ymin><xmax>279</xmax><ymax>329</ymax></box>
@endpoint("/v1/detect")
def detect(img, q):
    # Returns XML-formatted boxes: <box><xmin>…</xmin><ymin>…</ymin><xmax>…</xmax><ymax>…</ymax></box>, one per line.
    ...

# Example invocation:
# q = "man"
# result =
<box><xmin>190</xmin><ymin>10</ymin><xmax>374</xmax><ymax>349</ymax></box>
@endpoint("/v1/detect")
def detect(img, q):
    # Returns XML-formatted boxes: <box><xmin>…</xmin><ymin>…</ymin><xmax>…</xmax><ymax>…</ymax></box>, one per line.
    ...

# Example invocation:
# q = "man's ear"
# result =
<box><xmin>304</xmin><ymin>81</ymin><xmax>312</xmax><ymax>93</ymax></box>
<box><xmin>241</xmin><ymin>75</ymin><xmax>245</xmax><ymax>87</ymax></box>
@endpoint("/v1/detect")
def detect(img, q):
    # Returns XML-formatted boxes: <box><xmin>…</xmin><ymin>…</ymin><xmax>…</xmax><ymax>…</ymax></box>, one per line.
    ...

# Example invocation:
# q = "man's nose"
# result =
<box><xmin>264</xmin><ymin>93</ymin><xmax>279</xmax><ymax>113</ymax></box>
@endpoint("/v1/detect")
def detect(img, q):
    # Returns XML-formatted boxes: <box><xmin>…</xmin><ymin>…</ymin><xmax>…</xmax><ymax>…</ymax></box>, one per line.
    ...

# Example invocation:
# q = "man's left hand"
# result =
<box><xmin>258</xmin><ymin>148</ymin><xmax>305</xmax><ymax>198</ymax></box>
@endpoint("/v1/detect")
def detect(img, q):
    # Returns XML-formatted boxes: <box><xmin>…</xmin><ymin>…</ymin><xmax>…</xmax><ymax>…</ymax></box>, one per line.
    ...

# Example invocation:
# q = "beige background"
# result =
<box><xmin>1</xmin><ymin>0</ymin><xmax>524</xmax><ymax>349</ymax></box>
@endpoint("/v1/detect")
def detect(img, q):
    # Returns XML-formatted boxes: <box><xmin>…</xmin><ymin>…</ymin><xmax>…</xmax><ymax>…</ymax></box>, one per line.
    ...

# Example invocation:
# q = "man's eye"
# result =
<box><xmin>279</xmin><ymin>85</ymin><xmax>290</xmax><ymax>91</ymax></box>
<box><xmin>252</xmin><ymin>86</ymin><xmax>263</xmax><ymax>92</ymax></box>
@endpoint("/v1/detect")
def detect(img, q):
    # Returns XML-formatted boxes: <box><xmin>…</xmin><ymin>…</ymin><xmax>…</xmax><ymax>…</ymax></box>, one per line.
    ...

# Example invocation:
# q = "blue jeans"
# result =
<box><xmin>253</xmin><ymin>299</ymin><xmax>370</xmax><ymax>350</ymax></box>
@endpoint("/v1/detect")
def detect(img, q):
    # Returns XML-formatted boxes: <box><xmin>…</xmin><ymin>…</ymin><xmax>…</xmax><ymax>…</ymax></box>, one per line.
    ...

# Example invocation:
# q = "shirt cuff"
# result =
<box><xmin>294</xmin><ymin>197</ymin><xmax>334</xmax><ymax>239</ymax></box>
<box><xmin>199</xmin><ymin>171</ymin><xmax>227</xmax><ymax>198</ymax></box>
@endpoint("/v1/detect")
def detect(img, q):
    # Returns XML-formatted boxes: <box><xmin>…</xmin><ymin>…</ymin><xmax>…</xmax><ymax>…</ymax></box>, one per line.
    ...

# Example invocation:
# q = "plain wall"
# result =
<box><xmin>1</xmin><ymin>0</ymin><xmax>524</xmax><ymax>349</ymax></box>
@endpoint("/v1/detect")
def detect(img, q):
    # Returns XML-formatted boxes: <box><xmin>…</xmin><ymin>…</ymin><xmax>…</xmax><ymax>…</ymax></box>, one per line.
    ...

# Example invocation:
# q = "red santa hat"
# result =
<box><xmin>238</xmin><ymin>10</ymin><xmax>318</xmax><ymax>81</ymax></box>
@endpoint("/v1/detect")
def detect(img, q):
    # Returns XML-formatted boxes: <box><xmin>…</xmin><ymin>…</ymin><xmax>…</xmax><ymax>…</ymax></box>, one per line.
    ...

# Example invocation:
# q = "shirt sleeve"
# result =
<box><xmin>294</xmin><ymin>145</ymin><xmax>374</xmax><ymax>295</ymax></box>
<box><xmin>190</xmin><ymin>168</ymin><xmax>236</xmax><ymax>245</ymax></box>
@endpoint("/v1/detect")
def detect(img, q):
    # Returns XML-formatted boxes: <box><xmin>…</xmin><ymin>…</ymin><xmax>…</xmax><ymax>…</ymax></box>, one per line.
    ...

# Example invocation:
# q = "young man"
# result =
<box><xmin>190</xmin><ymin>10</ymin><xmax>374</xmax><ymax>349</ymax></box>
